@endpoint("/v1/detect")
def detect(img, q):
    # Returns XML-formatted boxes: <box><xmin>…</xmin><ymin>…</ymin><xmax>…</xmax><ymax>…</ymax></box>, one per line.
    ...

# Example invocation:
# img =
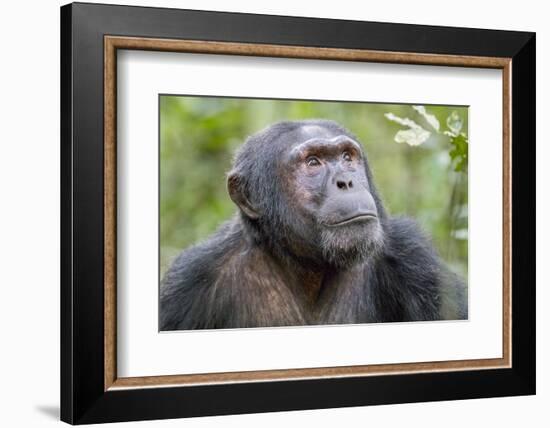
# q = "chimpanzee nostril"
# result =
<box><xmin>336</xmin><ymin>180</ymin><xmax>354</xmax><ymax>190</ymax></box>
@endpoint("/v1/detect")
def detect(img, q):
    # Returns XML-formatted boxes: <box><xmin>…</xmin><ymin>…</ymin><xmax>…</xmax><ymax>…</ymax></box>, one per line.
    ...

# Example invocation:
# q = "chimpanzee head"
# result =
<box><xmin>227</xmin><ymin>120</ymin><xmax>387</xmax><ymax>268</ymax></box>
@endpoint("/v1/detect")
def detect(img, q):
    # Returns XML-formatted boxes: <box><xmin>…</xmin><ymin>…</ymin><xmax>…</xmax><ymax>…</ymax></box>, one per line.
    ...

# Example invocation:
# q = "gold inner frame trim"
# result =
<box><xmin>104</xmin><ymin>35</ymin><xmax>512</xmax><ymax>391</ymax></box>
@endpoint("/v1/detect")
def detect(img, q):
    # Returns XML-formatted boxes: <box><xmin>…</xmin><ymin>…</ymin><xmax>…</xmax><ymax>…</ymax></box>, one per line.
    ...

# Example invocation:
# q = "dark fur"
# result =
<box><xmin>160</xmin><ymin>120</ymin><xmax>467</xmax><ymax>330</ymax></box>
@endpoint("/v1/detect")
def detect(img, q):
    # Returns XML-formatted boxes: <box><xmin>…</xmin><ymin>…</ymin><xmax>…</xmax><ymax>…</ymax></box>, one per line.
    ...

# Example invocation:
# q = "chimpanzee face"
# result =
<box><xmin>228</xmin><ymin>122</ymin><xmax>385</xmax><ymax>267</ymax></box>
<box><xmin>280</xmin><ymin>126</ymin><xmax>384</xmax><ymax>266</ymax></box>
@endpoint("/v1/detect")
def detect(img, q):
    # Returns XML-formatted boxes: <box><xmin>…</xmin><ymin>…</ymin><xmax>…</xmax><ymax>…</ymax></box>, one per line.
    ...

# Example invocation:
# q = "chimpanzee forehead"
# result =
<box><xmin>270</xmin><ymin>123</ymin><xmax>347</xmax><ymax>145</ymax></box>
<box><xmin>298</xmin><ymin>124</ymin><xmax>341</xmax><ymax>140</ymax></box>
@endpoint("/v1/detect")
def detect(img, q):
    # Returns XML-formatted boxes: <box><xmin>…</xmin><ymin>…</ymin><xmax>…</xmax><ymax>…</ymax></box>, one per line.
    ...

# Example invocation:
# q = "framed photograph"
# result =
<box><xmin>60</xmin><ymin>2</ymin><xmax>535</xmax><ymax>424</ymax></box>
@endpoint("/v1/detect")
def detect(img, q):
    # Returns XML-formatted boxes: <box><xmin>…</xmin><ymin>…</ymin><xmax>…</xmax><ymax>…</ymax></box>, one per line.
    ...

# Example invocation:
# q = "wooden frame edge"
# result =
<box><xmin>110</xmin><ymin>357</ymin><xmax>508</xmax><ymax>390</ymax></box>
<box><xmin>502</xmin><ymin>61</ymin><xmax>513</xmax><ymax>369</ymax></box>
<box><xmin>103</xmin><ymin>35</ymin><xmax>512</xmax><ymax>391</ymax></box>
<box><xmin>104</xmin><ymin>36</ymin><xmax>117</xmax><ymax>390</ymax></box>
<box><xmin>105</xmin><ymin>36</ymin><xmax>510</xmax><ymax>68</ymax></box>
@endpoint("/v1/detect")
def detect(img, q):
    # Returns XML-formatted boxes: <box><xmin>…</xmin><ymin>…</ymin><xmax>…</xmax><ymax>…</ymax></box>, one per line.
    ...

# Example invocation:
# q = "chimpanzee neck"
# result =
<box><xmin>241</xmin><ymin>217</ymin><xmax>368</xmax><ymax>309</ymax></box>
<box><xmin>258</xmin><ymin>238</ymin><xmax>344</xmax><ymax>307</ymax></box>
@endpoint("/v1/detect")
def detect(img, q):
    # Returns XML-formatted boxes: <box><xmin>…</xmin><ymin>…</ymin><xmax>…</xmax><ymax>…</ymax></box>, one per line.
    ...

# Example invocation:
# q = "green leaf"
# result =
<box><xmin>384</xmin><ymin>112</ymin><xmax>431</xmax><ymax>146</ymax></box>
<box><xmin>449</xmin><ymin>133</ymin><xmax>468</xmax><ymax>172</ymax></box>
<box><xmin>413</xmin><ymin>105</ymin><xmax>440</xmax><ymax>131</ymax></box>
<box><xmin>446</xmin><ymin>111</ymin><xmax>463</xmax><ymax>135</ymax></box>
<box><xmin>394</xmin><ymin>128</ymin><xmax>431</xmax><ymax>146</ymax></box>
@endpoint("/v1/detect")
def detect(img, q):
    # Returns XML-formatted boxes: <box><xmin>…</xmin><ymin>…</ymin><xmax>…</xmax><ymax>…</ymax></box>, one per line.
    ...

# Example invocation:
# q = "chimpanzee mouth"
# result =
<box><xmin>323</xmin><ymin>212</ymin><xmax>378</xmax><ymax>227</ymax></box>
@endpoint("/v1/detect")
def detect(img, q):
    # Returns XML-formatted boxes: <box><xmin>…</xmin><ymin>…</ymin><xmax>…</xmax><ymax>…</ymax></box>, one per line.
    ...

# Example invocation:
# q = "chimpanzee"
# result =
<box><xmin>160</xmin><ymin>119</ymin><xmax>467</xmax><ymax>330</ymax></box>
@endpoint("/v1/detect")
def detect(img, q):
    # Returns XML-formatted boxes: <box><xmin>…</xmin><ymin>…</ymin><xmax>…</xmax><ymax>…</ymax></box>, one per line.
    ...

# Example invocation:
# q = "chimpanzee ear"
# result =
<box><xmin>227</xmin><ymin>172</ymin><xmax>260</xmax><ymax>219</ymax></box>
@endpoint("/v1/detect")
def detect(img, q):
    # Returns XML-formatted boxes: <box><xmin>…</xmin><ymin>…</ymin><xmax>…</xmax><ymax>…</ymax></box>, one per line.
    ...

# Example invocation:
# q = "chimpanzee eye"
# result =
<box><xmin>306</xmin><ymin>156</ymin><xmax>321</xmax><ymax>167</ymax></box>
<box><xmin>342</xmin><ymin>151</ymin><xmax>352</xmax><ymax>162</ymax></box>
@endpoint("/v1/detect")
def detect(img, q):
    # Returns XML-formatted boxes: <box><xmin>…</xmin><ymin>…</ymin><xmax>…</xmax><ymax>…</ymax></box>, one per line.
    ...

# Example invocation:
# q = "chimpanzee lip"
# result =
<box><xmin>324</xmin><ymin>212</ymin><xmax>378</xmax><ymax>227</ymax></box>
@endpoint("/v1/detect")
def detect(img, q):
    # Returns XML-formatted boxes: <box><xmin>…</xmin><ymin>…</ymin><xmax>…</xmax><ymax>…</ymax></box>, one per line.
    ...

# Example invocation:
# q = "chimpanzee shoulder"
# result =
<box><xmin>373</xmin><ymin>216</ymin><xmax>467</xmax><ymax>321</ymax></box>
<box><xmin>160</xmin><ymin>217</ymin><xmax>307</xmax><ymax>330</ymax></box>
<box><xmin>159</xmin><ymin>220</ymin><xmax>239</xmax><ymax>330</ymax></box>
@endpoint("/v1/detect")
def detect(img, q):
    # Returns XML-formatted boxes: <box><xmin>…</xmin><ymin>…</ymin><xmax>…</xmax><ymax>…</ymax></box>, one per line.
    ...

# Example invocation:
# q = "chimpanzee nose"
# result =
<box><xmin>336</xmin><ymin>179</ymin><xmax>353</xmax><ymax>190</ymax></box>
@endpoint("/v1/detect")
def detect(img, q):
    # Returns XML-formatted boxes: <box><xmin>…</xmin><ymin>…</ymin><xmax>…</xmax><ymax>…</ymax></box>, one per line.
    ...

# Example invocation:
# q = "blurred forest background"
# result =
<box><xmin>160</xmin><ymin>96</ymin><xmax>468</xmax><ymax>280</ymax></box>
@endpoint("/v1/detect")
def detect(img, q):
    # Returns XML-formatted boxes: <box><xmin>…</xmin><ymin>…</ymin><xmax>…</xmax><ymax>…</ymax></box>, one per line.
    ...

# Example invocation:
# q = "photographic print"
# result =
<box><xmin>159</xmin><ymin>96</ymin><xmax>469</xmax><ymax>331</ymax></box>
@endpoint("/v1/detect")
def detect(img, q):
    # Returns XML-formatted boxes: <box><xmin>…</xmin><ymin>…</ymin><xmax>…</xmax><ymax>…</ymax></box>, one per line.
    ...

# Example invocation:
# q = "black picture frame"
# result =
<box><xmin>61</xmin><ymin>2</ymin><xmax>535</xmax><ymax>424</ymax></box>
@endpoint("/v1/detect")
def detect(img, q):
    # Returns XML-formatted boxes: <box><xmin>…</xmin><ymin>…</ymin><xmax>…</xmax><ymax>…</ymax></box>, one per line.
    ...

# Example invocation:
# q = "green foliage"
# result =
<box><xmin>385</xmin><ymin>106</ymin><xmax>469</xmax><ymax>173</ymax></box>
<box><xmin>449</xmin><ymin>133</ymin><xmax>468</xmax><ymax>172</ymax></box>
<box><xmin>445</xmin><ymin>111</ymin><xmax>469</xmax><ymax>173</ymax></box>
<box><xmin>160</xmin><ymin>97</ymin><xmax>469</xmax><ymax>280</ymax></box>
